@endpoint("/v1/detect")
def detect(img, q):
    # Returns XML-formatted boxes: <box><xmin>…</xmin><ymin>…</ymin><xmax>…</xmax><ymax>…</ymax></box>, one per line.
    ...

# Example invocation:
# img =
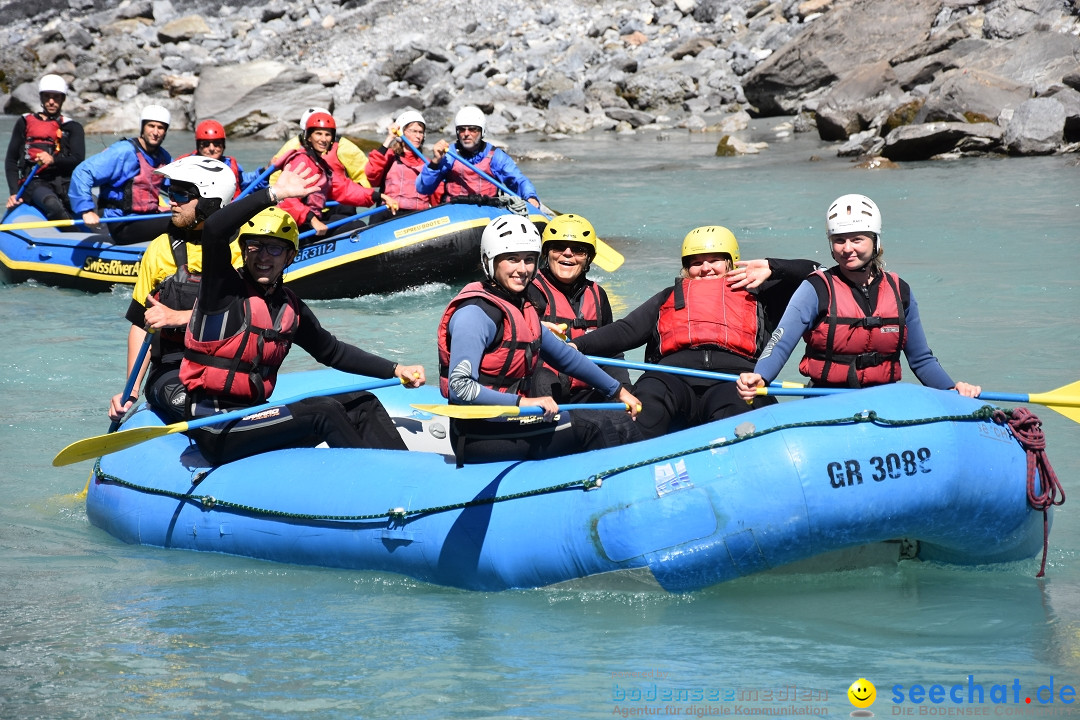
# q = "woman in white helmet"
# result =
<box><xmin>436</xmin><ymin>214</ymin><xmax>641</xmax><ymax>464</ymax></box>
<box><xmin>365</xmin><ymin>109</ymin><xmax>441</xmax><ymax>211</ymax></box>
<box><xmin>737</xmin><ymin>194</ymin><xmax>981</xmax><ymax>399</ymax></box>
<box><xmin>572</xmin><ymin>226</ymin><xmax>818</xmax><ymax>439</ymax></box>
<box><xmin>418</xmin><ymin>105</ymin><xmax>541</xmax><ymax>208</ymax></box>
<box><xmin>4</xmin><ymin>74</ymin><xmax>85</xmax><ymax>224</ymax></box>
<box><xmin>68</xmin><ymin>103</ymin><xmax>173</xmax><ymax>245</ymax></box>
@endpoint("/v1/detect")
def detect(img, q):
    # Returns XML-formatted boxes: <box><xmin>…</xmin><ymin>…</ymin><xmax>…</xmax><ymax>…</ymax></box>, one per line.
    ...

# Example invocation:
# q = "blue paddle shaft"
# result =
<box><xmin>297</xmin><ymin>204</ymin><xmax>390</xmax><ymax>241</ymax></box>
<box><xmin>14</xmin><ymin>164</ymin><xmax>39</xmax><ymax>202</ymax></box>
<box><xmin>237</xmin><ymin>163</ymin><xmax>276</xmax><ymax>199</ymax></box>
<box><xmin>107</xmin><ymin>331</ymin><xmax>153</xmax><ymax>433</ymax></box>
<box><xmin>520</xmin><ymin>402</ymin><xmax>627</xmax><ymax>416</ymax></box>
<box><xmin>443</xmin><ymin>147</ymin><xmax>551</xmax><ymax>220</ymax></box>
<box><xmin>185</xmin><ymin>378</ymin><xmax>401</xmax><ymax>431</ymax></box>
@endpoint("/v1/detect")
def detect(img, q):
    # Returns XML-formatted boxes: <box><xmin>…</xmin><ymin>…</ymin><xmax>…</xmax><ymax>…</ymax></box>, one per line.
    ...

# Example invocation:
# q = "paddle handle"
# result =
<box><xmin>297</xmin><ymin>204</ymin><xmax>390</xmax><ymax>241</ymax></box>
<box><xmin>107</xmin><ymin>331</ymin><xmax>153</xmax><ymax>433</ymax></box>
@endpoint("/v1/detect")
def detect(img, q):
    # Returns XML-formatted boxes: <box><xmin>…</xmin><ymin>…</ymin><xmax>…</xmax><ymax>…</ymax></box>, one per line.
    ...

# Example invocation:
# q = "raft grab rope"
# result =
<box><xmin>92</xmin><ymin>405</ymin><xmax>1064</xmax><ymax>575</ymax></box>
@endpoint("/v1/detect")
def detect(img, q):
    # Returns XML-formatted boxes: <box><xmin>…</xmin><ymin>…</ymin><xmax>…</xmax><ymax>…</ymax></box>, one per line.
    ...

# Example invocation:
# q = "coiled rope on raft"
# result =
<box><xmin>92</xmin><ymin>405</ymin><xmax>1064</xmax><ymax>576</ymax></box>
<box><xmin>993</xmin><ymin>407</ymin><xmax>1066</xmax><ymax>577</ymax></box>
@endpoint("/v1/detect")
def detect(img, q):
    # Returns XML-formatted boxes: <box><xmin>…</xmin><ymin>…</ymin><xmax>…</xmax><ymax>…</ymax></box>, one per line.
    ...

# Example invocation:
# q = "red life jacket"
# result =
<box><xmin>180</xmin><ymin>280</ymin><xmax>300</xmax><ymax>404</ymax></box>
<box><xmin>533</xmin><ymin>272</ymin><xmax>603</xmax><ymax>392</ymax></box>
<box><xmin>280</xmin><ymin>147</ymin><xmax>331</xmax><ymax>213</ymax></box>
<box><xmin>22</xmin><ymin>113</ymin><xmax>63</xmax><ymax>164</ymax></box>
<box><xmin>177</xmin><ymin>151</ymin><xmax>244</xmax><ymax>198</ymax></box>
<box><xmin>437</xmin><ymin>281</ymin><xmax>543</xmax><ymax>398</ymax></box>
<box><xmin>799</xmin><ymin>269</ymin><xmax>906</xmax><ymax>388</ymax></box>
<box><xmin>656</xmin><ymin>277</ymin><xmax>762</xmax><ymax>360</ymax></box>
<box><xmin>101</xmin><ymin>139</ymin><xmax>167</xmax><ymax>214</ymax></box>
<box><xmin>444</xmin><ymin>145</ymin><xmax>496</xmax><ymax>198</ymax></box>
<box><xmin>381</xmin><ymin>154</ymin><xmax>431</xmax><ymax>210</ymax></box>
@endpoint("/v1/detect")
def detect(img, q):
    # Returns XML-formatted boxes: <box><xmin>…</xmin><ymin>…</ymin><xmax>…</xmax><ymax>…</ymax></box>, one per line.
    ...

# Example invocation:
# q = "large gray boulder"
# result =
<box><xmin>882</xmin><ymin>121</ymin><xmax>1003</xmax><ymax>161</ymax></box>
<box><xmin>742</xmin><ymin>0</ymin><xmax>942</xmax><ymax>114</ymax></box>
<box><xmin>1003</xmin><ymin>97</ymin><xmax>1067</xmax><ymax>155</ymax></box>
<box><xmin>193</xmin><ymin>61</ymin><xmax>333</xmax><ymax>136</ymax></box>
<box><xmin>814</xmin><ymin>61</ymin><xmax>904</xmax><ymax>140</ymax></box>
<box><xmin>918</xmin><ymin>68</ymin><xmax>1032</xmax><ymax>124</ymax></box>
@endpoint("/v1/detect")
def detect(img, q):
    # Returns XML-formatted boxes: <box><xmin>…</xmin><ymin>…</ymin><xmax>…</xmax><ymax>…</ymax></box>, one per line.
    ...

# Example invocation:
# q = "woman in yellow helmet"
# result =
<box><xmin>177</xmin><ymin>168</ymin><xmax>426</xmax><ymax>466</ymax></box>
<box><xmin>571</xmin><ymin>226</ymin><xmax>817</xmax><ymax>439</ymax></box>
<box><xmin>530</xmin><ymin>213</ymin><xmax>631</xmax><ymax>402</ymax></box>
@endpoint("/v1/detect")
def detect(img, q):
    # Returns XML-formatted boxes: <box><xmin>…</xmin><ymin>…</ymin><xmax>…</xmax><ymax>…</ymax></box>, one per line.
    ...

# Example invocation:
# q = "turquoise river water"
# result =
<box><xmin>2</xmin><ymin>117</ymin><xmax>1079</xmax><ymax>719</ymax></box>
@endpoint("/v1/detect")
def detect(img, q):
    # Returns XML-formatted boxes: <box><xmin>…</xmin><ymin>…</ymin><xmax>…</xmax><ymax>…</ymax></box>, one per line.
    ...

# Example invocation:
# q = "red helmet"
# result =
<box><xmin>195</xmin><ymin>119</ymin><xmax>226</xmax><ymax>142</ymax></box>
<box><xmin>305</xmin><ymin>112</ymin><xmax>336</xmax><ymax>133</ymax></box>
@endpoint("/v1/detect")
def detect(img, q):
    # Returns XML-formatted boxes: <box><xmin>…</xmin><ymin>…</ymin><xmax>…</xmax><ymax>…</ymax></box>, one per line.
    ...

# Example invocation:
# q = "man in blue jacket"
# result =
<box><xmin>417</xmin><ymin>105</ymin><xmax>540</xmax><ymax>208</ymax></box>
<box><xmin>69</xmin><ymin>104</ymin><xmax>172</xmax><ymax>245</ymax></box>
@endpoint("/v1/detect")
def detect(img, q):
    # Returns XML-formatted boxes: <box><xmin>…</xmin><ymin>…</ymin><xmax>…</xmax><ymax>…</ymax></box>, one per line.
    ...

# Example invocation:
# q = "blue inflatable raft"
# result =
<box><xmin>87</xmin><ymin>370</ymin><xmax>1049</xmax><ymax>592</ymax></box>
<box><xmin>1</xmin><ymin>202</ymin><xmax>544</xmax><ymax>297</ymax></box>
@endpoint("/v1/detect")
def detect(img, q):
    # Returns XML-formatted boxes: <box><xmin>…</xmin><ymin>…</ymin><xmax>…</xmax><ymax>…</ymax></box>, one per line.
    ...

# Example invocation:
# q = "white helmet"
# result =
<box><xmin>826</xmin><ymin>194</ymin><xmax>881</xmax><ymax>238</ymax></box>
<box><xmin>155</xmin><ymin>156</ymin><xmax>236</xmax><ymax>207</ymax></box>
<box><xmin>454</xmin><ymin>105</ymin><xmax>486</xmax><ymax>137</ymax></box>
<box><xmin>300</xmin><ymin>106</ymin><xmax>331</xmax><ymax>127</ymax></box>
<box><xmin>38</xmin><ymin>74</ymin><xmax>68</xmax><ymax>96</ymax></box>
<box><xmin>480</xmin><ymin>214</ymin><xmax>541</xmax><ymax>279</ymax></box>
<box><xmin>141</xmin><ymin>104</ymin><xmax>171</xmax><ymax>127</ymax></box>
<box><xmin>395</xmin><ymin>109</ymin><xmax>426</xmax><ymax>130</ymax></box>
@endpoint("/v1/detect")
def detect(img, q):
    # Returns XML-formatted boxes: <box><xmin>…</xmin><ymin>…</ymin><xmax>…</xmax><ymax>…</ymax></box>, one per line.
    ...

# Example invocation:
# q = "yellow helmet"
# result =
<box><xmin>681</xmin><ymin>226</ymin><xmax>739</xmax><ymax>265</ymax></box>
<box><xmin>237</xmin><ymin>207</ymin><xmax>300</xmax><ymax>252</ymax></box>
<box><xmin>542</xmin><ymin>213</ymin><xmax>598</xmax><ymax>256</ymax></box>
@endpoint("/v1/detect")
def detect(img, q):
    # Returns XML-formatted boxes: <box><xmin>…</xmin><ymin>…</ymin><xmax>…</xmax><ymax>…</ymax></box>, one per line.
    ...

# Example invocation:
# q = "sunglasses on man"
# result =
<box><xmin>245</xmin><ymin>241</ymin><xmax>289</xmax><ymax>257</ymax></box>
<box><xmin>167</xmin><ymin>185</ymin><xmax>199</xmax><ymax>205</ymax></box>
<box><xmin>197</xmin><ymin>139</ymin><xmax>224</xmax><ymax>148</ymax></box>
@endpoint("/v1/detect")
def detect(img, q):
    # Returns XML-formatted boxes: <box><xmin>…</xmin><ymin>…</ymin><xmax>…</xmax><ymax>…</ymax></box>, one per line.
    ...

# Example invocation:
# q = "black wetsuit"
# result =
<box><xmin>5</xmin><ymin>113</ymin><xmax>85</xmax><ymax>222</ymax></box>
<box><xmin>182</xmin><ymin>189</ymin><xmax>406</xmax><ymax>465</ymax></box>
<box><xmin>573</xmin><ymin>258</ymin><xmax>817</xmax><ymax>438</ymax></box>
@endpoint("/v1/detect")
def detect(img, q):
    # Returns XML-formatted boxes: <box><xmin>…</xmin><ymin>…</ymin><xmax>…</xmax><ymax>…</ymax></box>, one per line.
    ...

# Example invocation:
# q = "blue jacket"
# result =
<box><xmin>69</xmin><ymin>139</ymin><xmax>171</xmax><ymax>217</ymax></box>
<box><xmin>416</xmin><ymin>141</ymin><xmax>538</xmax><ymax>201</ymax></box>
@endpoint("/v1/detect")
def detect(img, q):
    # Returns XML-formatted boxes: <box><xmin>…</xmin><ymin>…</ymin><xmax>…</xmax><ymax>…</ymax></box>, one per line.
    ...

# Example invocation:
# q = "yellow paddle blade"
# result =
<box><xmin>1029</xmin><ymin>380</ymin><xmax>1080</xmax><ymax>423</ymax></box>
<box><xmin>411</xmin><ymin>404</ymin><xmax>523</xmax><ymax>420</ymax></box>
<box><xmin>0</xmin><ymin>218</ymin><xmax>78</xmax><ymax>231</ymax></box>
<box><xmin>53</xmin><ymin>423</ymin><xmax>189</xmax><ymax>467</ymax></box>
<box><xmin>592</xmin><ymin>239</ymin><xmax>624</xmax><ymax>272</ymax></box>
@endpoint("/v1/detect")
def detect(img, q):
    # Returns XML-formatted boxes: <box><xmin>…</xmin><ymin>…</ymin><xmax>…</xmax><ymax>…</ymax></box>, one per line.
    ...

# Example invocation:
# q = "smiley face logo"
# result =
<box><xmin>848</xmin><ymin>678</ymin><xmax>876</xmax><ymax>709</ymax></box>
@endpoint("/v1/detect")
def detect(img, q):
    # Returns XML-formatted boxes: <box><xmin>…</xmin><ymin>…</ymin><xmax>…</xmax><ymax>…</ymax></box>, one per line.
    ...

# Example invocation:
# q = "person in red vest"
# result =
<box><xmin>736</xmin><ymin>194</ymin><xmax>981</xmax><ymax>400</ymax></box>
<box><xmin>276</xmin><ymin>112</ymin><xmax>396</xmax><ymax>239</ymax></box>
<box><xmin>530</xmin><ymin>213</ymin><xmax>629</xmax><ymax>402</ymax></box>
<box><xmin>177</xmin><ymin>120</ymin><xmax>261</xmax><ymax>198</ymax></box>
<box><xmin>4</xmin><ymin>74</ymin><xmax>85</xmax><ymax>224</ymax></box>
<box><xmin>418</xmin><ymin>105</ymin><xmax>540</xmax><ymax>207</ymax></box>
<box><xmin>571</xmin><ymin>226</ymin><xmax>818</xmax><ymax>439</ymax></box>
<box><xmin>178</xmin><ymin>168</ymin><xmax>425</xmax><ymax>466</ymax></box>
<box><xmin>437</xmin><ymin>214</ymin><xmax>640</xmax><ymax>464</ymax></box>
<box><xmin>365</xmin><ymin>109</ymin><xmax>441</xmax><ymax>212</ymax></box>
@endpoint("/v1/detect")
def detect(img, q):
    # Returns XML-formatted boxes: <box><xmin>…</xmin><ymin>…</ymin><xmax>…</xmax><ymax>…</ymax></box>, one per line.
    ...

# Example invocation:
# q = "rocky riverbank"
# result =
<box><xmin>1</xmin><ymin>0</ymin><xmax>1078</xmax><ymax>160</ymax></box>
